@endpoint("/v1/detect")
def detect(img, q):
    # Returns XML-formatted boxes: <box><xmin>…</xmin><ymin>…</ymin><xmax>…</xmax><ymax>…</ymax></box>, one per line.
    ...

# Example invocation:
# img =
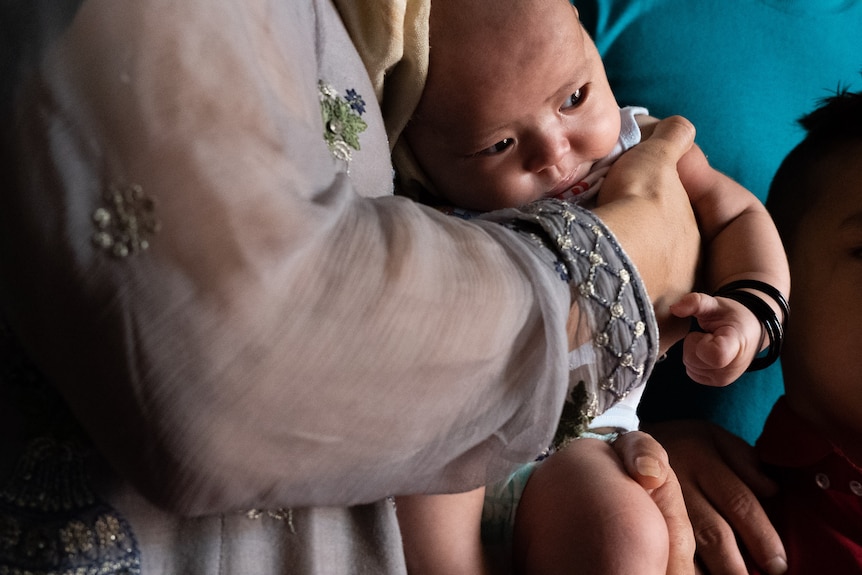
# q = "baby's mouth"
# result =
<box><xmin>547</xmin><ymin>170</ymin><xmax>580</xmax><ymax>199</ymax></box>
<box><xmin>545</xmin><ymin>172</ymin><xmax>577</xmax><ymax>198</ymax></box>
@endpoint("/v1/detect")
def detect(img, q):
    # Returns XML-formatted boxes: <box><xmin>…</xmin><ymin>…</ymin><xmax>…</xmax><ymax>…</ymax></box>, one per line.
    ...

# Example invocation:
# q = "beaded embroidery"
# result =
<box><xmin>478</xmin><ymin>199</ymin><xmax>658</xmax><ymax>443</ymax></box>
<box><xmin>318</xmin><ymin>81</ymin><xmax>367</xmax><ymax>166</ymax></box>
<box><xmin>91</xmin><ymin>182</ymin><xmax>160</xmax><ymax>258</ymax></box>
<box><xmin>244</xmin><ymin>508</ymin><xmax>296</xmax><ymax>534</ymax></box>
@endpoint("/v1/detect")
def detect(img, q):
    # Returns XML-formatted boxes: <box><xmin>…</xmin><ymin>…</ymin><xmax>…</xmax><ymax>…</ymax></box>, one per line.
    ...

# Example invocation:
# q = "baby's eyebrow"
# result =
<box><xmin>444</xmin><ymin>124</ymin><xmax>511</xmax><ymax>156</ymax></box>
<box><xmin>548</xmin><ymin>78</ymin><xmax>581</xmax><ymax>105</ymax></box>
<box><xmin>462</xmin><ymin>119</ymin><xmax>514</xmax><ymax>145</ymax></box>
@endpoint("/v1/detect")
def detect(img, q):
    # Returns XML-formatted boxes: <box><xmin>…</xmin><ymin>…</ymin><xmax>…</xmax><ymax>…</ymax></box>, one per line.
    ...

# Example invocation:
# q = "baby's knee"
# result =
<box><xmin>607</xmin><ymin>490</ymin><xmax>670</xmax><ymax>572</ymax></box>
<box><xmin>512</xmin><ymin>441</ymin><xmax>670</xmax><ymax>574</ymax></box>
<box><xmin>577</xmin><ymin>484</ymin><xmax>669</xmax><ymax>574</ymax></box>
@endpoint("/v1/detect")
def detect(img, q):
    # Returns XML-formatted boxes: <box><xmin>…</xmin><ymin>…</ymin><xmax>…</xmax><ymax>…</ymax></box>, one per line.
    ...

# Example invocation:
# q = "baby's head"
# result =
<box><xmin>401</xmin><ymin>0</ymin><xmax>619</xmax><ymax>211</ymax></box>
<box><xmin>766</xmin><ymin>86</ymin><xmax>862</xmax><ymax>451</ymax></box>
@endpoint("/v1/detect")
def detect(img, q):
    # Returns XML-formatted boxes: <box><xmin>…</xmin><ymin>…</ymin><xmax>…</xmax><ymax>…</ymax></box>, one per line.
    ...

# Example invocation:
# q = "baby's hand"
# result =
<box><xmin>669</xmin><ymin>292</ymin><xmax>763</xmax><ymax>387</ymax></box>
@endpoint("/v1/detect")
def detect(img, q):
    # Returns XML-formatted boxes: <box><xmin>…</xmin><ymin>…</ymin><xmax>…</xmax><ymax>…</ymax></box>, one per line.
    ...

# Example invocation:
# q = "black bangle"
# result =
<box><xmin>713</xmin><ymin>281</ymin><xmax>788</xmax><ymax>371</ymax></box>
<box><xmin>714</xmin><ymin>279</ymin><xmax>789</xmax><ymax>323</ymax></box>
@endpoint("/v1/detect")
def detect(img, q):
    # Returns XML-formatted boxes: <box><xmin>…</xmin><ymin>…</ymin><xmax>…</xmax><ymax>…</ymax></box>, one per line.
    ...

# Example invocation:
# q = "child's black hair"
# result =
<box><xmin>766</xmin><ymin>82</ymin><xmax>862</xmax><ymax>253</ymax></box>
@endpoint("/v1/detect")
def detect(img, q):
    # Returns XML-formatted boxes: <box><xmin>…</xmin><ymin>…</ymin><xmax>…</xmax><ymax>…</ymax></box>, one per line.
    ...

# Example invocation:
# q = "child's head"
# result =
<box><xmin>402</xmin><ymin>0</ymin><xmax>619</xmax><ymax>211</ymax></box>
<box><xmin>766</xmin><ymin>86</ymin><xmax>862</xmax><ymax>446</ymax></box>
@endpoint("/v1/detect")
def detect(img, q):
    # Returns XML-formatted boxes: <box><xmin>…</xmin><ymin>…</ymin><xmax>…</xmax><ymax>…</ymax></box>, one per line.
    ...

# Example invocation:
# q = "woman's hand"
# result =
<box><xmin>644</xmin><ymin>420</ymin><xmax>788</xmax><ymax>575</ymax></box>
<box><xmin>613</xmin><ymin>430</ymin><xmax>696</xmax><ymax>575</ymax></box>
<box><xmin>592</xmin><ymin>116</ymin><xmax>702</xmax><ymax>355</ymax></box>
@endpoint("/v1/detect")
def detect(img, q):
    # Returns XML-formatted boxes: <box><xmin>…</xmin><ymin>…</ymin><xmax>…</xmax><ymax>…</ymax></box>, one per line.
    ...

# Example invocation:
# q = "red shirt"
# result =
<box><xmin>750</xmin><ymin>397</ymin><xmax>862</xmax><ymax>574</ymax></box>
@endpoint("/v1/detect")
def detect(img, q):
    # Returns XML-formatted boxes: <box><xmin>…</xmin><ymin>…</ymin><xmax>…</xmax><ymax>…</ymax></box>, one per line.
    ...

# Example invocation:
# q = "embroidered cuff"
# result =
<box><xmin>479</xmin><ymin>198</ymin><xmax>659</xmax><ymax>414</ymax></box>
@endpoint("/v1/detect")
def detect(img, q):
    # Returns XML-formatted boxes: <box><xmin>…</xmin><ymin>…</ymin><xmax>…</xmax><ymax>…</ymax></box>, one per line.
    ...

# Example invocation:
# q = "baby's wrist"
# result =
<box><xmin>713</xmin><ymin>280</ymin><xmax>789</xmax><ymax>371</ymax></box>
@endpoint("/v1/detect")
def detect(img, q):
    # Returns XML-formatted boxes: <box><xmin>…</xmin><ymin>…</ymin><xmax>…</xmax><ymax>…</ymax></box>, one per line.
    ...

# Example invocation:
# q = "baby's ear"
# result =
<box><xmin>635</xmin><ymin>115</ymin><xmax>661</xmax><ymax>140</ymax></box>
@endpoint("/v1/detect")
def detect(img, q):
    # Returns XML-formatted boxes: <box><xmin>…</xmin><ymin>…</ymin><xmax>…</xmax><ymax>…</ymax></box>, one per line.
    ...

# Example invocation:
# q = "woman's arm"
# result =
<box><xmin>595</xmin><ymin>116</ymin><xmax>701</xmax><ymax>353</ymax></box>
<box><xmin>0</xmin><ymin>0</ymin><xmax>698</xmax><ymax>516</ymax></box>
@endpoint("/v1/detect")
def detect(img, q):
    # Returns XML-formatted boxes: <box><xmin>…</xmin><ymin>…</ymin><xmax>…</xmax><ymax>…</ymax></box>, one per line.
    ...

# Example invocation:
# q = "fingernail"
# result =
<box><xmin>635</xmin><ymin>456</ymin><xmax>661</xmax><ymax>478</ymax></box>
<box><xmin>766</xmin><ymin>556</ymin><xmax>788</xmax><ymax>575</ymax></box>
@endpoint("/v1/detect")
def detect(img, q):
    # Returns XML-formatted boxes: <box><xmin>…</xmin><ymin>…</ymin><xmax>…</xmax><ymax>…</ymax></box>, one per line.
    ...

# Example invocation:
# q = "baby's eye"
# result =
<box><xmin>562</xmin><ymin>87</ymin><xmax>585</xmax><ymax>110</ymax></box>
<box><xmin>479</xmin><ymin>138</ymin><xmax>514</xmax><ymax>155</ymax></box>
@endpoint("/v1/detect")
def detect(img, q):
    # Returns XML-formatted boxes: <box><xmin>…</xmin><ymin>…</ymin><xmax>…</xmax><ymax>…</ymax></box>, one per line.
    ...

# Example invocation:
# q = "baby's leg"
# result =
<box><xmin>396</xmin><ymin>487</ymin><xmax>489</xmax><ymax>575</ymax></box>
<box><xmin>513</xmin><ymin>438</ymin><xmax>669</xmax><ymax>575</ymax></box>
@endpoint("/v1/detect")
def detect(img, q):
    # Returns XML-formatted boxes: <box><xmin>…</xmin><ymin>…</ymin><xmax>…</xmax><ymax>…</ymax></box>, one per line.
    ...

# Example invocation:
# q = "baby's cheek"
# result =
<box><xmin>477</xmin><ymin>176</ymin><xmax>524</xmax><ymax>210</ymax></box>
<box><xmin>510</xmin><ymin>175</ymin><xmax>546</xmax><ymax>208</ymax></box>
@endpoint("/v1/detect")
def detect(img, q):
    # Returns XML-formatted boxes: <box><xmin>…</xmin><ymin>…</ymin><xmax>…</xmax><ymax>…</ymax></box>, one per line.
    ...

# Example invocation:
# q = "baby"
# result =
<box><xmin>393</xmin><ymin>0</ymin><xmax>790</xmax><ymax>573</ymax></box>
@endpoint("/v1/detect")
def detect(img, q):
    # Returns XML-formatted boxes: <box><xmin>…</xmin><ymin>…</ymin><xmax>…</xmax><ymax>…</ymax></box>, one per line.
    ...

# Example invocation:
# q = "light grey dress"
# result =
<box><xmin>0</xmin><ymin>0</ymin><xmax>657</xmax><ymax>572</ymax></box>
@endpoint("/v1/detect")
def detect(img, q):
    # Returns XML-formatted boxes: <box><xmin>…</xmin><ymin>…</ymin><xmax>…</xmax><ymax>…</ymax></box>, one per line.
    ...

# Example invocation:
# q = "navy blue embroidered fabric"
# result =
<box><xmin>0</xmin><ymin>321</ymin><xmax>142</xmax><ymax>575</ymax></box>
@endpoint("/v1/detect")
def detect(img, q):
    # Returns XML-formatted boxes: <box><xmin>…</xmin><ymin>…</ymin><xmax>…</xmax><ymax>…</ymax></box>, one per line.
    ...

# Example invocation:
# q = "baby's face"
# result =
<box><xmin>782</xmin><ymin>143</ymin><xmax>862</xmax><ymax>454</ymax></box>
<box><xmin>406</xmin><ymin>1</ymin><xmax>620</xmax><ymax>211</ymax></box>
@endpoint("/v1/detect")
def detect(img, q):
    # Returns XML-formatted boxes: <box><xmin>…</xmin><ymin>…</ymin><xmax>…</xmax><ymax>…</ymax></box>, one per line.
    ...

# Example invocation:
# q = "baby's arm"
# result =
<box><xmin>638</xmin><ymin>117</ymin><xmax>790</xmax><ymax>387</ymax></box>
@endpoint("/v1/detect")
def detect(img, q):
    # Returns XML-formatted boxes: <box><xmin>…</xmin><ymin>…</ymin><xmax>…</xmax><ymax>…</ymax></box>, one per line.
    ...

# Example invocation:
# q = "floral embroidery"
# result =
<box><xmin>319</xmin><ymin>81</ymin><xmax>367</xmax><ymax>165</ymax></box>
<box><xmin>0</xmin><ymin>438</ymin><xmax>142</xmax><ymax>575</ymax></box>
<box><xmin>552</xmin><ymin>381</ymin><xmax>597</xmax><ymax>450</ymax></box>
<box><xmin>91</xmin><ymin>182</ymin><xmax>160</xmax><ymax>258</ymax></box>
<box><xmin>344</xmin><ymin>89</ymin><xmax>366</xmax><ymax>115</ymax></box>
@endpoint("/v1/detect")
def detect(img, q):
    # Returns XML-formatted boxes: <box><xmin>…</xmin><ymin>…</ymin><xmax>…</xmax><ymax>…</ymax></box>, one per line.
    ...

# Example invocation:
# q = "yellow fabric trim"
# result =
<box><xmin>332</xmin><ymin>0</ymin><xmax>433</xmax><ymax>194</ymax></box>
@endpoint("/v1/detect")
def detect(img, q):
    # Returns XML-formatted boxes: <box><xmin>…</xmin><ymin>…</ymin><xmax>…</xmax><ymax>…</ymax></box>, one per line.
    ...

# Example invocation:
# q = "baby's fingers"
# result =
<box><xmin>690</xmin><ymin>329</ymin><xmax>742</xmax><ymax>368</ymax></box>
<box><xmin>682</xmin><ymin>330</ymin><xmax>746</xmax><ymax>387</ymax></box>
<box><xmin>670</xmin><ymin>292</ymin><xmax>716</xmax><ymax>319</ymax></box>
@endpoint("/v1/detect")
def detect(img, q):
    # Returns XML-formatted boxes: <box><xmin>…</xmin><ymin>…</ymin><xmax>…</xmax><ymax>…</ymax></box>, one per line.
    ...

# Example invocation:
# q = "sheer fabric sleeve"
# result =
<box><xmin>0</xmin><ymin>0</ymin><xmax>655</xmax><ymax>515</ymax></box>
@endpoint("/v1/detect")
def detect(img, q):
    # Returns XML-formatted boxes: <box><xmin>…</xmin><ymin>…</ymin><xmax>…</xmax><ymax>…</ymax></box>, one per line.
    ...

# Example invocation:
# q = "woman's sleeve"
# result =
<box><xmin>0</xmin><ymin>0</ymin><xmax>655</xmax><ymax>515</ymax></box>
